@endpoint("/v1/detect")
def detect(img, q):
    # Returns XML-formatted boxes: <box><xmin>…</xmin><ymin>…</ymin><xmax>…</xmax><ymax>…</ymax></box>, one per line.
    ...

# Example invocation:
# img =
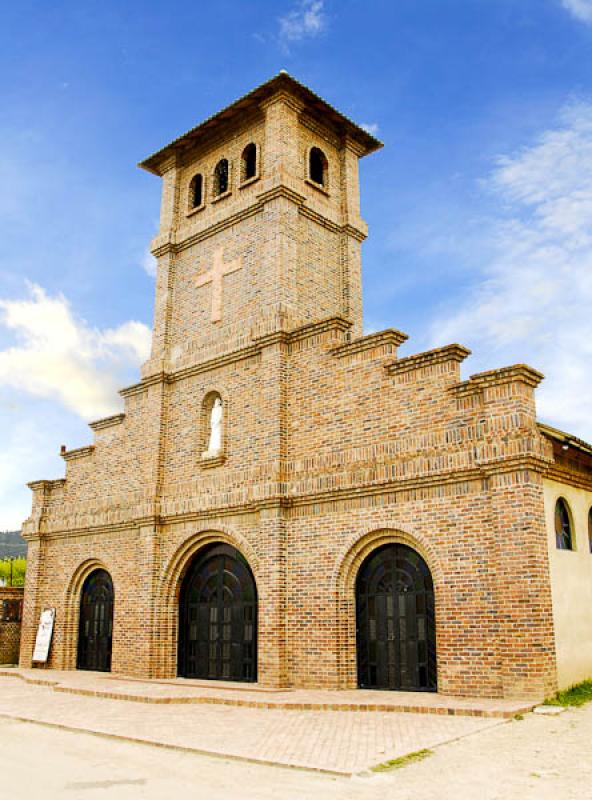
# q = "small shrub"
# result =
<box><xmin>371</xmin><ymin>748</ymin><xmax>433</xmax><ymax>772</ymax></box>
<box><xmin>544</xmin><ymin>680</ymin><xmax>592</xmax><ymax>708</ymax></box>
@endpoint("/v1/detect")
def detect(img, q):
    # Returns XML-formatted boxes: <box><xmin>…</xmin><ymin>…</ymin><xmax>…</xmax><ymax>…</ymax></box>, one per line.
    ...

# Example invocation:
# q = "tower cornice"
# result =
<box><xmin>139</xmin><ymin>72</ymin><xmax>382</xmax><ymax>176</ymax></box>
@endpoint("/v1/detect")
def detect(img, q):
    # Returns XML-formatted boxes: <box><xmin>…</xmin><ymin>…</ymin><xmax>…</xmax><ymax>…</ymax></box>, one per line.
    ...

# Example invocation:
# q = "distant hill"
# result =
<box><xmin>0</xmin><ymin>531</ymin><xmax>27</xmax><ymax>559</ymax></box>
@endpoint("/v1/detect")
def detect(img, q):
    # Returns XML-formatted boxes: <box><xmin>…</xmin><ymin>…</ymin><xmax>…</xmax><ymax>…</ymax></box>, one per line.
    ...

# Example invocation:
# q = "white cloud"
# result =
<box><xmin>141</xmin><ymin>248</ymin><xmax>157</xmax><ymax>277</ymax></box>
<box><xmin>0</xmin><ymin>283</ymin><xmax>151</xmax><ymax>420</ymax></box>
<box><xmin>432</xmin><ymin>101</ymin><xmax>592</xmax><ymax>440</ymax></box>
<box><xmin>561</xmin><ymin>0</ymin><xmax>592</xmax><ymax>24</ymax></box>
<box><xmin>279</xmin><ymin>0</ymin><xmax>326</xmax><ymax>43</ymax></box>
<box><xmin>361</xmin><ymin>122</ymin><xmax>380</xmax><ymax>136</ymax></box>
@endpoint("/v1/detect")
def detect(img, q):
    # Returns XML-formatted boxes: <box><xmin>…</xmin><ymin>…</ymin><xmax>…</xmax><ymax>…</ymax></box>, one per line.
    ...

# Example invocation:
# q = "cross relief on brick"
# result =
<box><xmin>195</xmin><ymin>247</ymin><xmax>242</xmax><ymax>323</ymax></box>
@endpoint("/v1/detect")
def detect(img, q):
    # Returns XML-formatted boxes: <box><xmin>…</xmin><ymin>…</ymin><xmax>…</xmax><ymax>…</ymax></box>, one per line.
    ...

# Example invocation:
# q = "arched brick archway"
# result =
<box><xmin>178</xmin><ymin>542</ymin><xmax>258</xmax><ymax>682</ymax></box>
<box><xmin>334</xmin><ymin>528</ymin><xmax>443</xmax><ymax>690</ymax></box>
<box><xmin>153</xmin><ymin>529</ymin><xmax>261</xmax><ymax>680</ymax></box>
<box><xmin>356</xmin><ymin>544</ymin><xmax>436</xmax><ymax>691</ymax></box>
<box><xmin>77</xmin><ymin>568</ymin><xmax>114</xmax><ymax>672</ymax></box>
<box><xmin>63</xmin><ymin>559</ymin><xmax>113</xmax><ymax>671</ymax></box>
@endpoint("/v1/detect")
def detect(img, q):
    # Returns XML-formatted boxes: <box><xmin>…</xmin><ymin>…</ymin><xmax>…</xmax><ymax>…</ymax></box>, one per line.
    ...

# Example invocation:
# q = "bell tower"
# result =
<box><xmin>139</xmin><ymin>73</ymin><xmax>382</xmax><ymax>378</ymax></box>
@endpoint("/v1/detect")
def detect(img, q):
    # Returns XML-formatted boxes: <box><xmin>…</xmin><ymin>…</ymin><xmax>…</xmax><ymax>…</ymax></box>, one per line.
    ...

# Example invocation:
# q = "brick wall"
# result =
<box><xmin>0</xmin><ymin>587</ymin><xmax>23</xmax><ymax>665</ymax></box>
<box><xmin>18</xmin><ymin>75</ymin><xmax>571</xmax><ymax>699</ymax></box>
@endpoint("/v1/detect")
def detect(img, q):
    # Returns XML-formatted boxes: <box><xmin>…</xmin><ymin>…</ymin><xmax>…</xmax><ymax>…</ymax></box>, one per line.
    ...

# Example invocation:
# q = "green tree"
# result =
<box><xmin>0</xmin><ymin>558</ymin><xmax>26</xmax><ymax>587</ymax></box>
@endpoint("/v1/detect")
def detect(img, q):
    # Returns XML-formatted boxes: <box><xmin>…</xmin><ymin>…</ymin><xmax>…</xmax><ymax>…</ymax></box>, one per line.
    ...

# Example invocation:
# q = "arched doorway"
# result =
<box><xmin>77</xmin><ymin>569</ymin><xmax>114</xmax><ymax>672</ymax></box>
<box><xmin>178</xmin><ymin>543</ymin><xmax>257</xmax><ymax>682</ymax></box>
<box><xmin>356</xmin><ymin>543</ymin><xmax>436</xmax><ymax>691</ymax></box>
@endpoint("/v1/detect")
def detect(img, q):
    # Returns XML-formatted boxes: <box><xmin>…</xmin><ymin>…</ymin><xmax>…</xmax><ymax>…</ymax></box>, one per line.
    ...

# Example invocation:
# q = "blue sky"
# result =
<box><xmin>2</xmin><ymin>0</ymin><xmax>592</xmax><ymax>528</ymax></box>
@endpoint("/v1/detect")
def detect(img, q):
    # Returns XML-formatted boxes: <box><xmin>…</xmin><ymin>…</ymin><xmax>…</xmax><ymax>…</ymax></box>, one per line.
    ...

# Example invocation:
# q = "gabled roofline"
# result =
<box><xmin>138</xmin><ymin>72</ymin><xmax>383</xmax><ymax>176</ymax></box>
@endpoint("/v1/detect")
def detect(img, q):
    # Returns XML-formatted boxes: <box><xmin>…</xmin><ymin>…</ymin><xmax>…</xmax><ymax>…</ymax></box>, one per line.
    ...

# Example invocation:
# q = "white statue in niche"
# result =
<box><xmin>205</xmin><ymin>397</ymin><xmax>223</xmax><ymax>456</ymax></box>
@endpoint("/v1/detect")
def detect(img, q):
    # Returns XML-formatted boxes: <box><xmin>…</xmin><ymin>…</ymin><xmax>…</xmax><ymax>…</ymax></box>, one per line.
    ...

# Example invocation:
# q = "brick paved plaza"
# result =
<box><xmin>0</xmin><ymin>671</ymin><xmax>510</xmax><ymax>774</ymax></box>
<box><xmin>0</xmin><ymin>674</ymin><xmax>590</xmax><ymax>799</ymax></box>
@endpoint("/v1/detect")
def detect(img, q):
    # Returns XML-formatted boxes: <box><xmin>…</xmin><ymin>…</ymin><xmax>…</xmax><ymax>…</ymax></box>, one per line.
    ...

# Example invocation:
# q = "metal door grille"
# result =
<box><xmin>179</xmin><ymin>544</ymin><xmax>257</xmax><ymax>682</ymax></box>
<box><xmin>356</xmin><ymin>544</ymin><xmax>436</xmax><ymax>691</ymax></box>
<box><xmin>77</xmin><ymin>569</ymin><xmax>114</xmax><ymax>672</ymax></box>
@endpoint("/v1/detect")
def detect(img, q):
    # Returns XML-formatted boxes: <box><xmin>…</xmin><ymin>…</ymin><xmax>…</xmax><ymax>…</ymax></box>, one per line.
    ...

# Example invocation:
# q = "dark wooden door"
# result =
<box><xmin>356</xmin><ymin>544</ymin><xmax>436</xmax><ymax>691</ymax></box>
<box><xmin>77</xmin><ymin>569</ymin><xmax>114</xmax><ymax>672</ymax></box>
<box><xmin>178</xmin><ymin>544</ymin><xmax>257</xmax><ymax>682</ymax></box>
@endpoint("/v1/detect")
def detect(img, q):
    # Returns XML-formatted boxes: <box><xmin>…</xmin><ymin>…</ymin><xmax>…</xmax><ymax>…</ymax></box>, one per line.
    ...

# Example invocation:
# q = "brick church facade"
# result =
<box><xmin>20</xmin><ymin>74</ymin><xmax>592</xmax><ymax>698</ymax></box>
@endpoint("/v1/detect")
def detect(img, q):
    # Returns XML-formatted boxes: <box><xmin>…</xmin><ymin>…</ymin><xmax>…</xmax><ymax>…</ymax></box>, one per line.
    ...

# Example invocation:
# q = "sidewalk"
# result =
<box><xmin>0</xmin><ymin>667</ymin><xmax>537</xmax><ymax>717</ymax></box>
<box><xmin>0</xmin><ymin>670</ymin><xmax>520</xmax><ymax>775</ymax></box>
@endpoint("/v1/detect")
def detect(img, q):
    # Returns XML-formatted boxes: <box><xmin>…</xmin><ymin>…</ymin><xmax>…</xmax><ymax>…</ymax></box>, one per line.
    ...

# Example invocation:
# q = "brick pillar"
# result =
<box><xmin>143</xmin><ymin>246</ymin><xmax>176</xmax><ymax>377</ymax></box>
<box><xmin>257</xmin><ymin>505</ymin><xmax>288</xmax><ymax>687</ymax></box>
<box><xmin>253</xmin><ymin>337</ymin><xmax>289</xmax><ymax>687</ymax></box>
<box><xmin>339</xmin><ymin>137</ymin><xmax>366</xmax><ymax>338</ymax></box>
<box><xmin>142</xmin><ymin>152</ymin><xmax>179</xmax><ymax>379</ymax></box>
<box><xmin>261</xmin><ymin>91</ymin><xmax>304</xmax><ymax>182</ymax></box>
<box><xmin>19</xmin><ymin>537</ymin><xmax>44</xmax><ymax>668</ymax></box>
<box><xmin>108</xmin><ymin>523</ymin><xmax>159</xmax><ymax>678</ymax></box>
<box><xmin>489</xmin><ymin>468</ymin><xmax>557</xmax><ymax>698</ymax></box>
<box><xmin>138</xmin><ymin>523</ymin><xmax>160</xmax><ymax>678</ymax></box>
<box><xmin>258</xmin><ymin>194</ymin><xmax>301</xmax><ymax>320</ymax></box>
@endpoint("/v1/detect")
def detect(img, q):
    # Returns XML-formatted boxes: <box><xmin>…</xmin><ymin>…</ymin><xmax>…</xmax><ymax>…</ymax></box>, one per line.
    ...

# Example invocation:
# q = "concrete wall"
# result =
<box><xmin>544</xmin><ymin>478</ymin><xmax>592</xmax><ymax>689</ymax></box>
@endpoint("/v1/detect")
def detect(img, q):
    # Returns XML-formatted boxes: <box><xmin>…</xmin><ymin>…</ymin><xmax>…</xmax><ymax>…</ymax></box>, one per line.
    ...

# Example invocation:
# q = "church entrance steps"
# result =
<box><xmin>0</xmin><ymin>671</ymin><xmax>505</xmax><ymax>775</ymax></box>
<box><xmin>0</xmin><ymin>668</ymin><xmax>537</xmax><ymax>719</ymax></box>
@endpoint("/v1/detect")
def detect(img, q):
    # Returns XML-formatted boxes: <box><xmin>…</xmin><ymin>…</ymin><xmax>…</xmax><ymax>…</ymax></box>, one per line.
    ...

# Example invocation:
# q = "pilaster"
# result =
<box><xmin>158</xmin><ymin>155</ymin><xmax>181</xmax><ymax>235</ymax></box>
<box><xmin>134</xmin><ymin>523</ymin><xmax>161</xmax><ymax>677</ymax></box>
<box><xmin>18</xmin><ymin>536</ymin><xmax>45</xmax><ymax>668</ymax></box>
<box><xmin>261</xmin><ymin>91</ymin><xmax>305</xmax><ymax>183</ymax></box>
<box><xmin>488</xmin><ymin>468</ymin><xmax>558</xmax><ymax>698</ymax></box>
<box><xmin>257</xmin><ymin>505</ymin><xmax>289</xmax><ymax>686</ymax></box>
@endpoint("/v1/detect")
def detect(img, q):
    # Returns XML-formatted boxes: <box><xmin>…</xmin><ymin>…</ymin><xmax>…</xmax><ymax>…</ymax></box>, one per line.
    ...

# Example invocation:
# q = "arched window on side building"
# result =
<box><xmin>555</xmin><ymin>498</ymin><xmax>574</xmax><ymax>550</ymax></box>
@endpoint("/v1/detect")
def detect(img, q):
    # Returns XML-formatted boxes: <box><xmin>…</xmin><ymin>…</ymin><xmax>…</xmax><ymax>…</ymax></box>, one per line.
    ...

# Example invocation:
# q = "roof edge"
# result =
<box><xmin>538</xmin><ymin>422</ymin><xmax>592</xmax><ymax>457</ymax></box>
<box><xmin>139</xmin><ymin>72</ymin><xmax>383</xmax><ymax>176</ymax></box>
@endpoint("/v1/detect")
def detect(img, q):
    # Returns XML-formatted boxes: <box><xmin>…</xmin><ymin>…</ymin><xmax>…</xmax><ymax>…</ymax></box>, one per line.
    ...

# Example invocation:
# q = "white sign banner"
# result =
<box><xmin>32</xmin><ymin>607</ymin><xmax>55</xmax><ymax>663</ymax></box>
